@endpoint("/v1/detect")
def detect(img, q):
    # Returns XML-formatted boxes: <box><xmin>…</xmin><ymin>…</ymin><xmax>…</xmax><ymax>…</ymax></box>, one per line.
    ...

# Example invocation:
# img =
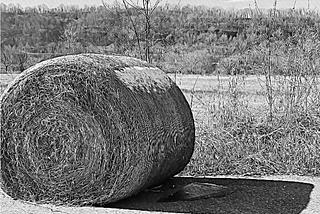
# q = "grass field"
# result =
<box><xmin>1</xmin><ymin>73</ymin><xmax>320</xmax><ymax>177</ymax></box>
<box><xmin>169</xmin><ymin>74</ymin><xmax>268</xmax><ymax>117</ymax></box>
<box><xmin>171</xmin><ymin>74</ymin><xmax>320</xmax><ymax>177</ymax></box>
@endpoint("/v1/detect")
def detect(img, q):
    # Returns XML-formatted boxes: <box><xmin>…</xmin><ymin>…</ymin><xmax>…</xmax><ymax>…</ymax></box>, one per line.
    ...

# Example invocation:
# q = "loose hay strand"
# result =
<box><xmin>0</xmin><ymin>54</ymin><xmax>195</xmax><ymax>205</ymax></box>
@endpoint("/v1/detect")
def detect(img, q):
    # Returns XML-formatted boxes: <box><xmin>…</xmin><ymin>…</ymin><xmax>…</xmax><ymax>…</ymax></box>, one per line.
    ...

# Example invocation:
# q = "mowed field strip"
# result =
<box><xmin>1</xmin><ymin>73</ymin><xmax>267</xmax><ymax>98</ymax></box>
<box><xmin>0</xmin><ymin>73</ymin><xmax>270</xmax><ymax>118</ymax></box>
<box><xmin>168</xmin><ymin>74</ymin><xmax>271</xmax><ymax>120</ymax></box>
<box><xmin>0</xmin><ymin>73</ymin><xmax>312</xmax><ymax>122</ymax></box>
<box><xmin>2</xmin><ymin>72</ymin><xmax>320</xmax><ymax>124</ymax></box>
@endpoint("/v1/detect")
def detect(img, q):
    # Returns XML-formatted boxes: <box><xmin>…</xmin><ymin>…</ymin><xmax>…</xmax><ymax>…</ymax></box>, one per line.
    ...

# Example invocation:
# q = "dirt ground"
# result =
<box><xmin>1</xmin><ymin>175</ymin><xmax>320</xmax><ymax>214</ymax></box>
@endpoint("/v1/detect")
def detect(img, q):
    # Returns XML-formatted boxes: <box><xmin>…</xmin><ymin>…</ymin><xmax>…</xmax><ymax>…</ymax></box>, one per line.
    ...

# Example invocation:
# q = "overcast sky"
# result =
<box><xmin>1</xmin><ymin>0</ymin><xmax>318</xmax><ymax>10</ymax></box>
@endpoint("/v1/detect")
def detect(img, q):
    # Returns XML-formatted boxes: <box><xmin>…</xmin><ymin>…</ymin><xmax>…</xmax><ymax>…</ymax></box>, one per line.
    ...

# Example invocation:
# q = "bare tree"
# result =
<box><xmin>103</xmin><ymin>0</ymin><xmax>161</xmax><ymax>63</ymax></box>
<box><xmin>16</xmin><ymin>52</ymin><xmax>28</xmax><ymax>72</ymax></box>
<box><xmin>1</xmin><ymin>48</ymin><xmax>12</xmax><ymax>72</ymax></box>
<box><xmin>1</xmin><ymin>45</ymin><xmax>15</xmax><ymax>73</ymax></box>
<box><xmin>61</xmin><ymin>23</ymin><xmax>80</xmax><ymax>54</ymax></box>
<box><xmin>139</xmin><ymin>0</ymin><xmax>162</xmax><ymax>63</ymax></box>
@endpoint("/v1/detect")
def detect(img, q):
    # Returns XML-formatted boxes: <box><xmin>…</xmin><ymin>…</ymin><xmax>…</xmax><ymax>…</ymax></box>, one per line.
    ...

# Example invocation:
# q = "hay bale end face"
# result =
<box><xmin>0</xmin><ymin>54</ymin><xmax>195</xmax><ymax>205</ymax></box>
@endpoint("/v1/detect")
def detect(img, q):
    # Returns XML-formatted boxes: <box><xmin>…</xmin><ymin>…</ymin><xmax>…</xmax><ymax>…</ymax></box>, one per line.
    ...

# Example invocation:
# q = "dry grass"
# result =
<box><xmin>0</xmin><ymin>54</ymin><xmax>195</xmax><ymax>205</ymax></box>
<box><xmin>171</xmin><ymin>73</ymin><xmax>320</xmax><ymax>177</ymax></box>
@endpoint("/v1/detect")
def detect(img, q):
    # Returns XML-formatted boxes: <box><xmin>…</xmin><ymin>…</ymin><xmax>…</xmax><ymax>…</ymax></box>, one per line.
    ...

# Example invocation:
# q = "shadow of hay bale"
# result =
<box><xmin>106</xmin><ymin>177</ymin><xmax>314</xmax><ymax>214</ymax></box>
<box><xmin>0</xmin><ymin>54</ymin><xmax>195</xmax><ymax>205</ymax></box>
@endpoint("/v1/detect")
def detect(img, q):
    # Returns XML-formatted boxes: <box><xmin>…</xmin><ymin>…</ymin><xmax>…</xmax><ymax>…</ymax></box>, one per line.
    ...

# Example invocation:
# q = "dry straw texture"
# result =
<box><xmin>0</xmin><ymin>54</ymin><xmax>195</xmax><ymax>205</ymax></box>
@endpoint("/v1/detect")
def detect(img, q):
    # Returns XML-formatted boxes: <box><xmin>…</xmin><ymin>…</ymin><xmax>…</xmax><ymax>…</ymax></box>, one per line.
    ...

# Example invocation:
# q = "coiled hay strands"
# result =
<box><xmin>0</xmin><ymin>54</ymin><xmax>195</xmax><ymax>205</ymax></box>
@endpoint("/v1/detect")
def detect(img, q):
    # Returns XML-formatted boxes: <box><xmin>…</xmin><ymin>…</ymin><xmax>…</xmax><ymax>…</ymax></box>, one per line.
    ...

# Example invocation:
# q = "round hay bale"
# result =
<box><xmin>0</xmin><ymin>54</ymin><xmax>195</xmax><ymax>205</ymax></box>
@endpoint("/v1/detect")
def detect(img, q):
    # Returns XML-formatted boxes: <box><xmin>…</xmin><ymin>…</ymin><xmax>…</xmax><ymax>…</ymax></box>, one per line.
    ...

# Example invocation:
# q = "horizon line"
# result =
<box><xmin>0</xmin><ymin>2</ymin><xmax>316</xmax><ymax>12</ymax></box>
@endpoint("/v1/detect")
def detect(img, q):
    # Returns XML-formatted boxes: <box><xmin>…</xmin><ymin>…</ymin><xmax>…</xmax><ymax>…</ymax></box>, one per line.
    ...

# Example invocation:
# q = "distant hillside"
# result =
<box><xmin>1</xmin><ymin>3</ymin><xmax>320</xmax><ymax>74</ymax></box>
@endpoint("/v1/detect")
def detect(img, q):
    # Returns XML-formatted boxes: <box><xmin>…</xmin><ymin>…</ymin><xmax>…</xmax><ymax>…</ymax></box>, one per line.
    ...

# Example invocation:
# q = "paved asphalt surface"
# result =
<box><xmin>104</xmin><ymin>175</ymin><xmax>318</xmax><ymax>214</ymax></box>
